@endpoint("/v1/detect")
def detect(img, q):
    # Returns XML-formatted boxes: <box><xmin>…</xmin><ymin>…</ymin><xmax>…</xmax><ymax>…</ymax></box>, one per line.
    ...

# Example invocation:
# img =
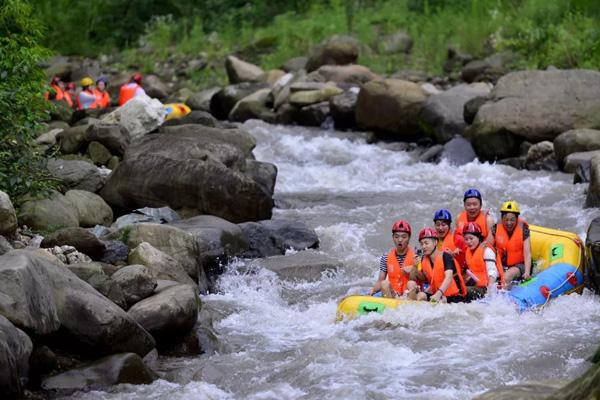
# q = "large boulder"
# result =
<box><xmin>47</xmin><ymin>159</ymin><xmax>104</xmax><ymax>193</ymax></box>
<box><xmin>41</xmin><ymin>227</ymin><xmax>107</xmax><ymax>260</ymax></box>
<box><xmin>0</xmin><ymin>191</ymin><xmax>17</xmax><ymax>237</ymax></box>
<box><xmin>228</xmin><ymin>88</ymin><xmax>272</xmax><ymax>122</ymax></box>
<box><xmin>210</xmin><ymin>82</ymin><xmax>270</xmax><ymax>120</ymax></box>
<box><xmin>186</xmin><ymin>87</ymin><xmax>221</xmax><ymax>112</ymax></box>
<box><xmin>0</xmin><ymin>250</ymin><xmax>155</xmax><ymax>356</ymax></box>
<box><xmin>99</xmin><ymin>130</ymin><xmax>273</xmax><ymax>223</ymax></box>
<box><xmin>127</xmin><ymin>284</ymin><xmax>198</xmax><ymax>346</ymax></box>
<box><xmin>564</xmin><ymin>150</ymin><xmax>600</xmax><ymax>174</ymax></box>
<box><xmin>0</xmin><ymin>315</ymin><xmax>32</xmax><ymax>399</ymax></box>
<box><xmin>524</xmin><ymin>141</ymin><xmax>558</xmax><ymax>171</ymax></box>
<box><xmin>306</xmin><ymin>35</ymin><xmax>360</xmax><ymax>72</ymax></box>
<box><xmin>315</xmin><ymin>64</ymin><xmax>378</xmax><ymax>84</ymax></box>
<box><xmin>440</xmin><ymin>136</ymin><xmax>477</xmax><ymax>165</ymax></box>
<box><xmin>18</xmin><ymin>191</ymin><xmax>79</xmax><ymax>231</ymax></box>
<box><xmin>355</xmin><ymin>79</ymin><xmax>427</xmax><ymax>137</ymax></box>
<box><xmin>66</xmin><ymin>262</ymin><xmax>127</xmax><ymax>309</ymax></box>
<box><xmin>330</xmin><ymin>91</ymin><xmax>358</xmax><ymax>130</ymax></box>
<box><xmin>586</xmin><ymin>216</ymin><xmax>600</xmax><ymax>293</ymax></box>
<box><xmin>467</xmin><ymin>70</ymin><xmax>600</xmax><ymax>161</ymax></box>
<box><xmin>240</xmin><ymin>219</ymin><xmax>319</xmax><ymax>258</ymax></box>
<box><xmin>84</xmin><ymin>123</ymin><xmax>131</xmax><ymax>157</ymax></box>
<box><xmin>585</xmin><ymin>155</ymin><xmax>600</xmax><ymax>208</ymax></box>
<box><xmin>249</xmin><ymin>250</ymin><xmax>341</xmax><ymax>282</ymax></box>
<box><xmin>554</xmin><ymin>129</ymin><xmax>600</xmax><ymax>167</ymax></box>
<box><xmin>158</xmin><ymin>124</ymin><xmax>256</xmax><ymax>156</ymax></box>
<box><xmin>128</xmin><ymin>242</ymin><xmax>195</xmax><ymax>285</ymax></box>
<box><xmin>41</xmin><ymin>353</ymin><xmax>156</xmax><ymax>392</ymax></box>
<box><xmin>143</xmin><ymin>75</ymin><xmax>168</xmax><ymax>100</ymax></box>
<box><xmin>245</xmin><ymin>160</ymin><xmax>277</xmax><ymax>195</ymax></box>
<box><xmin>225</xmin><ymin>55</ymin><xmax>265</xmax><ymax>84</ymax></box>
<box><xmin>420</xmin><ymin>83</ymin><xmax>492</xmax><ymax>143</ymax></box>
<box><xmin>64</xmin><ymin>189</ymin><xmax>113</xmax><ymax>227</ymax></box>
<box><xmin>294</xmin><ymin>101</ymin><xmax>330</xmax><ymax>127</ymax></box>
<box><xmin>461</xmin><ymin>51</ymin><xmax>515</xmax><ymax>83</ymax></box>
<box><xmin>111</xmin><ymin>265</ymin><xmax>157</xmax><ymax>307</ymax></box>
<box><xmin>56</xmin><ymin>124</ymin><xmax>89</xmax><ymax>154</ymax></box>
<box><xmin>101</xmin><ymin>94</ymin><xmax>165</xmax><ymax>141</ymax></box>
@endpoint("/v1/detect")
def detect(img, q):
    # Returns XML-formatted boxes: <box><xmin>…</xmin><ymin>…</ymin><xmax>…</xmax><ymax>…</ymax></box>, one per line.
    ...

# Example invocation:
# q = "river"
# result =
<box><xmin>63</xmin><ymin>120</ymin><xmax>600</xmax><ymax>399</ymax></box>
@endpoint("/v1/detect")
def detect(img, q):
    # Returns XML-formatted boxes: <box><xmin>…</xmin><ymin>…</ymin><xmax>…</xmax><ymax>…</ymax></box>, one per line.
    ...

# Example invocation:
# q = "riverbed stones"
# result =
<box><xmin>289</xmin><ymin>86</ymin><xmax>343</xmax><ymax>107</ymax></box>
<box><xmin>586</xmin><ymin>217</ymin><xmax>600</xmax><ymax>292</ymax></box>
<box><xmin>111</xmin><ymin>265</ymin><xmax>157</xmax><ymax>307</ymax></box>
<box><xmin>245</xmin><ymin>160</ymin><xmax>277</xmax><ymax>195</ymax></box>
<box><xmin>440</xmin><ymin>136</ymin><xmax>477</xmax><ymax>165</ymax></box>
<box><xmin>473</xmin><ymin>382</ymin><xmax>562</xmax><ymax>400</ymax></box>
<box><xmin>467</xmin><ymin>70</ymin><xmax>600</xmax><ymax>160</ymax></box>
<box><xmin>84</xmin><ymin>123</ymin><xmax>131</xmax><ymax>157</ymax></box>
<box><xmin>64</xmin><ymin>190</ymin><xmax>113</xmax><ymax>227</ymax></box>
<box><xmin>586</xmin><ymin>155</ymin><xmax>600</xmax><ymax>208</ymax></box>
<box><xmin>420</xmin><ymin>83</ymin><xmax>492</xmax><ymax>143</ymax></box>
<box><xmin>67</xmin><ymin>262</ymin><xmax>127</xmax><ymax>309</ymax></box>
<box><xmin>564</xmin><ymin>150</ymin><xmax>600</xmax><ymax>174</ymax></box>
<box><xmin>101</xmin><ymin>94</ymin><xmax>165</xmax><ymax>140</ymax></box>
<box><xmin>41</xmin><ymin>353</ymin><xmax>156</xmax><ymax>392</ymax></box>
<box><xmin>143</xmin><ymin>75</ymin><xmax>168</xmax><ymax>100</ymax></box>
<box><xmin>18</xmin><ymin>191</ymin><xmax>79</xmax><ymax>231</ymax></box>
<box><xmin>128</xmin><ymin>242</ymin><xmax>195</xmax><ymax>285</ymax></box>
<box><xmin>461</xmin><ymin>51</ymin><xmax>515</xmax><ymax>83</ymax></box>
<box><xmin>306</xmin><ymin>35</ymin><xmax>360</xmax><ymax>72</ymax></box>
<box><xmin>47</xmin><ymin>159</ymin><xmax>104</xmax><ymax>193</ymax></box>
<box><xmin>127</xmin><ymin>284</ymin><xmax>199</xmax><ymax>346</ymax></box>
<box><xmin>228</xmin><ymin>88</ymin><xmax>272</xmax><ymax>122</ymax></box>
<box><xmin>225</xmin><ymin>55</ymin><xmax>265</xmax><ymax>84</ymax></box>
<box><xmin>57</xmin><ymin>124</ymin><xmax>89</xmax><ymax>154</ymax></box>
<box><xmin>524</xmin><ymin>141</ymin><xmax>558</xmax><ymax>171</ymax></box>
<box><xmin>210</xmin><ymin>82</ymin><xmax>270</xmax><ymax>120</ymax></box>
<box><xmin>355</xmin><ymin>79</ymin><xmax>427</xmax><ymax>137</ymax></box>
<box><xmin>294</xmin><ymin>101</ymin><xmax>330</xmax><ymax>127</ymax></box>
<box><xmin>86</xmin><ymin>141</ymin><xmax>112</xmax><ymax>165</ymax></box>
<box><xmin>0</xmin><ymin>191</ymin><xmax>17</xmax><ymax>237</ymax></box>
<box><xmin>100</xmin><ymin>128</ymin><xmax>273</xmax><ymax>223</ymax></box>
<box><xmin>0</xmin><ymin>315</ymin><xmax>32</xmax><ymax>398</ymax></box>
<box><xmin>314</xmin><ymin>64</ymin><xmax>378</xmax><ymax>84</ymax></box>
<box><xmin>249</xmin><ymin>250</ymin><xmax>341</xmax><ymax>282</ymax></box>
<box><xmin>330</xmin><ymin>91</ymin><xmax>358</xmax><ymax>130</ymax></box>
<box><xmin>0</xmin><ymin>250</ymin><xmax>155</xmax><ymax>356</ymax></box>
<box><xmin>186</xmin><ymin>87</ymin><xmax>221</xmax><ymax>112</ymax></box>
<box><xmin>554</xmin><ymin>129</ymin><xmax>600</xmax><ymax>168</ymax></box>
<box><xmin>41</xmin><ymin>227</ymin><xmax>106</xmax><ymax>260</ymax></box>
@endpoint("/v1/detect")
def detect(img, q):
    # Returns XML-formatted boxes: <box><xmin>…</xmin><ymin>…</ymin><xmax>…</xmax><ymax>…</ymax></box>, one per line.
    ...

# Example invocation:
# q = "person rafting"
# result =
<box><xmin>368</xmin><ymin>220</ymin><xmax>422</xmax><ymax>299</ymax></box>
<box><xmin>94</xmin><ymin>77</ymin><xmax>111</xmax><ymax>108</ymax></box>
<box><xmin>462</xmin><ymin>222</ymin><xmax>505</xmax><ymax>300</ymax></box>
<box><xmin>418</xmin><ymin>227</ymin><xmax>466</xmax><ymax>303</ymax></box>
<box><xmin>76</xmin><ymin>76</ymin><xmax>98</xmax><ymax>110</ymax></box>
<box><xmin>455</xmin><ymin>188</ymin><xmax>495</xmax><ymax>244</ymax></box>
<box><xmin>433</xmin><ymin>209</ymin><xmax>466</xmax><ymax>267</ymax></box>
<box><xmin>118</xmin><ymin>73</ymin><xmax>145</xmax><ymax>106</ymax></box>
<box><xmin>493</xmin><ymin>200</ymin><xmax>532</xmax><ymax>288</ymax></box>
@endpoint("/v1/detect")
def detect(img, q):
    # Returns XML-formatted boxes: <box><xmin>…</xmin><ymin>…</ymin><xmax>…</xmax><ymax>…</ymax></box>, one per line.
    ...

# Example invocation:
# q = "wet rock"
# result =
<box><xmin>260</xmin><ymin>69</ymin><xmax>286</xmax><ymax>85</ymax></box>
<box><xmin>306</xmin><ymin>35</ymin><xmax>359</xmax><ymax>72</ymax></box>
<box><xmin>225</xmin><ymin>55</ymin><xmax>264</xmax><ymax>84</ymax></box>
<box><xmin>36</xmin><ymin>128</ymin><xmax>62</xmax><ymax>147</ymax></box>
<box><xmin>0</xmin><ymin>191</ymin><xmax>17</xmax><ymax>237</ymax></box>
<box><xmin>64</xmin><ymin>189</ymin><xmax>113</xmax><ymax>227</ymax></box>
<box><xmin>128</xmin><ymin>242</ymin><xmax>195</xmax><ymax>285</ymax></box>
<box><xmin>379</xmin><ymin>31</ymin><xmax>413</xmax><ymax>54</ymax></box>
<box><xmin>463</xmin><ymin>95</ymin><xmax>489</xmax><ymax>125</ymax></box>
<box><xmin>161</xmin><ymin>110</ymin><xmax>218</xmax><ymax>127</ymax></box>
<box><xmin>315</xmin><ymin>64</ymin><xmax>378</xmax><ymax>84</ymax></box>
<box><xmin>101</xmin><ymin>94</ymin><xmax>165</xmax><ymax>141</ymax></box>
<box><xmin>158</xmin><ymin>124</ymin><xmax>256</xmax><ymax>156</ymax></box>
<box><xmin>0</xmin><ymin>315</ymin><xmax>32</xmax><ymax>399</ymax></box>
<box><xmin>239</xmin><ymin>222</ymin><xmax>285</xmax><ymax>258</ymax></box>
<box><xmin>282</xmin><ymin>56</ymin><xmax>308</xmax><ymax>72</ymax></box>
<box><xmin>228</xmin><ymin>88</ymin><xmax>272</xmax><ymax>122</ymax></box>
<box><xmin>84</xmin><ymin>123</ymin><xmax>131</xmax><ymax>157</ymax></box>
<box><xmin>289</xmin><ymin>86</ymin><xmax>343</xmax><ymax>107</ymax></box>
<box><xmin>18</xmin><ymin>191</ymin><xmax>79</xmax><ymax>231</ymax></box>
<box><xmin>67</xmin><ymin>262</ymin><xmax>127</xmax><ymax>309</ymax></box>
<box><xmin>42</xmin><ymin>227</ymin><xmax>107</xmax><ymax>260</ymax></box>
<box><xmin>546</xmin><ymin>362</ymin><xmax>600</xmax><ymax>400</ymax></box>
<box><xmin>461</xmin><ymin>51</ymin><xmax>515</xmax><ymax>83</ymax></box>
<box><xmin>355</xmin><ymin>79</ymin><xmax>427</xmax><ymax>138</ymax></box>
<box><xmin>245</xmin><ymin>160</ymin><xmax>277</xmax><ymax>195</ymax></box>
<box><xmin>100</xmin><ymin>128</ymin><xmax>272</xmax><ymax>223</ymax></box>
<box><xmin>330</xmin><ymin>91</ymin><xmax>358</xmax><ymax>130</ymax></box>
<box><xmin>418</xmin><ymin>144</ymin><xmax>444</xmax><ymax>163</ymax></box>
<box><xmin>86</xmin><ymin>141</ymin><xmax>113</xmax><ymax>165</ymax></box>
<box><xmin>0</xmin><ymin>236</ymin><xmax>13</xmax><ymax>256</ymax></box>
<box><xmin>56</xmin><ymin>124</ymin><xmax>90</xmax><ymax>154</ymax></box>
<box><xmin>127</xmin><ymin>284</ymin><xmax>199</xmax><ymax>347</ymax></box>
<box><xmin>47</xmin><ymin>159</ymin><xmax>104</xmax><ymax>193</ymax></box>
<box><xmin>420</xmin><ymin>83</ymin><xmax>492</xmax><ymax>143</ymax></box>
<box><xmin>473</xmin><ymin>382</ymin><xmax>561</xmax><ymax>400</ymax></box>
<box><xmin>554</xmin><ymin>129</ymin><xmax>600</xmax><ymax>168</ymax></box>
<box><xmin>261</xmin><ymin>219</ymin><xmax>320</xmax><ymax>251</ymax></box>
<box><xmin>585</xmin><ymin>216</ymin><xmax>600</xmax><ymax>292</ymax></box>
<box><xmin>44</xmin><ymin>245</ymin><xmax>92</xmax><ymax>264</ymax></box>
<box><xmin>112</xmin><ymin>265</ymin><xmax>157</xmax><ymax>307</ymax></box>
<box><xmin>99</xmin><ymin>240</ymin><xmax>129</xmax><ymax>265</ymax></box>
<box><xmin>440</xmin><ymin>136</ymin><xmax>477</xmax><ymax>165</ymax></box>
<box><xmin>143</xmin><ymin>75</ymin><xmax>168</xmax><ymax>100</ymax></box>
<box><xmin>186</xmin><ymin>87</ymin><xmax>221</xmax><ymax>112</ymax></box>
<box><xmin>210</xmin><ymin>82</ymin><xmax>270</xmax><ymax>120</ymax></box>
<box><xmin>249</xmin><ymin>250</ymin><xmax>341</xmax><ymax>282</ymax></box>
<box><xmin>524</xmin><ymin>141</ymin><xmax>558</xmax><ymax>171</ymax></box>
<box><xmin>29</xmin><ymin>345</ymin><xmax>58</xmax><ymax>383</ymax></box>
<box><xmin>294</xmin><ymin>101</ymin><xmax>331</xmax><ymax>127</ymax></box>
<box><xmin>41</xmin><ymin>353</ymin><xmax>156</xmax><ymax>392</ymax></box>
<box><xmin>0</xmin><ymin>250</ymin><xmax>155</xmax><ymax>355</ymax></box>
<box><xmin>585</xmin><ymin>155</ymin><xmax>600</xmax><ymax>208</ymax></box>
<box><xmin>564</xmin><ymin>150</ymin><xmax>600</xmax><ymax>174</ymax></box>
<box><xmin>467</xmin><ymin>70</ymin><xmax>600</xmax><ymax>160</ymax></box>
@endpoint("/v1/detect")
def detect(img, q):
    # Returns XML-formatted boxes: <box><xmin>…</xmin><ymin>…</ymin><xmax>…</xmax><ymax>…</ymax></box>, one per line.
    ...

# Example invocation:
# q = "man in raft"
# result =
<box><xmin>418</xmin><ymin>227</ymin><xmax>467</xmax><ymax>303</ymax></box>
<box><xmin>368</xmin><ymin>220</ymin><xmax>421</xmax><ymax>299</ymax></box>
<box><xmin>492</xmin><ymin>200</ymin><xmax>532</xmax><ymax>288</ymax></box>
<box><xmin>455</xmin><ymin>188</ymin><xmax>495</xmax><ymax>245</ymax></box>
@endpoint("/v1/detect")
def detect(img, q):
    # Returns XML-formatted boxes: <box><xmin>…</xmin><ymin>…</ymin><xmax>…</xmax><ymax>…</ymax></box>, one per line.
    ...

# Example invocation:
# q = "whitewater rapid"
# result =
<box><xmin>63</xmin><ymin>120</ymin><xmax>600</xmax><ymax>400</ymax></box>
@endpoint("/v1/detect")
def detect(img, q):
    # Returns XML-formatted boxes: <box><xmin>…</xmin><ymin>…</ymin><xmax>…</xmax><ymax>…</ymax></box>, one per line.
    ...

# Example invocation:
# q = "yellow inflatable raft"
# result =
<box><xmin>336</xmin><ymin>224</ymin><xmax>585</xmax><ymax>320</ymax></box>
<box><xmin>164</xmin><ymin>103</ymin><xmax>191</xmax><ymax>121</ymax></box>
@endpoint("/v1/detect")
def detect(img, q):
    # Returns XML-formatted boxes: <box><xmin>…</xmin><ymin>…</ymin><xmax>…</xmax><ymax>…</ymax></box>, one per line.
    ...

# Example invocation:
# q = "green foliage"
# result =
<box><xmin>116</xmin><ymin>226</ymin><xmax>131</xmax><ymax>245</ymax></box>
<box><xmin>0</xmin><ymin>0</ymin><xmax>58</xmax><ymax>206</ymax></box>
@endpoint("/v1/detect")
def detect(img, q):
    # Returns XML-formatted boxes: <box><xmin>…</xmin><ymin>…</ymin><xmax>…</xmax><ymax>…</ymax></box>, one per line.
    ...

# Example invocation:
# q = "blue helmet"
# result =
<box><xmin>433</xmin><ymin>209</ymin><xmax>452</xmax><ymax>222</ymax></box>
<box><xmin>463</xmin><ymin>188</ymin><xmax>482</xmax><ymax>202</ymax></box>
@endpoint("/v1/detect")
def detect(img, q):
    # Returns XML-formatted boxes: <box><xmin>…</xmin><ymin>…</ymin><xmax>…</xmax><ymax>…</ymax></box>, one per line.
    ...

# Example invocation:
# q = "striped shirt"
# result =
<box><xmin>379</xmin><ymin>253</ymin><xmax>407</xmax><ymax>273</ymax></box>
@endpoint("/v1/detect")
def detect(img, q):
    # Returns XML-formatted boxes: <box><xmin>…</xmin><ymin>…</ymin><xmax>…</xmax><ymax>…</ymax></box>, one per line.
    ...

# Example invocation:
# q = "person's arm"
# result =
<box><xmin>431</xmin><ymin>253</ymin><xmax>455</xmax><ymax>302</ymax></box>
<box><xmin>369</xmin><ymin>271</ymin><xmax>387</xmax><ymax>295</ymax></box>
<box><xmin>483</xmin><ymin>247</ymin><xmax>498</xmax><ymax>283</ymax></box>
<box><xmin>523</xmin><ymin>237</ymin><xmax>532</xmax><ymax>280</ymax></box>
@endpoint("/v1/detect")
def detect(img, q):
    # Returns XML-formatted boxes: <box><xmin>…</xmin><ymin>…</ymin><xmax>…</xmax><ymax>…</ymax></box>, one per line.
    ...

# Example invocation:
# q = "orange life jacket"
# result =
<box><xmin>44</xmin><ymin>84</ymin><xmax>64</xmax><ymax>101</ymax></box>
<box><xmin>494</xmin><ymin>219</ymin><xmax>527</xmax><ymax>268</ymax></box>
<box><xmin>456</xmin><ymin>210</ymin><xmax>489</xmax><ymax>240</ymax></box>
<box><xmin>119</xmin><ymin>82</ymin><xmax>140</xmax><ymax>106</ymax></box>
<box><xmin>386</xmin><ymin>247</ymin><xmax>416</xmax><ymax>294</ymax></box>
<box><xmin>94</xmin><ymin>89</ymin><xmax>111</xmax><ymax>108</ymax></box>
<box><xmin>62</xmin><ymin>91</ymin><xmax>73</xmax><ymax>108</ymax></box>
<box><xmin>421</xmin><ymin>251</ymin><xmax>466</xmax><ymax>297</ymax></box>
<box><xmin>437</xmin><ymin>231</ymin><xmax>466</xmax><ymax>268</ymax></box>
<box><xmin>76</xmin><ymin>89</ymin><xmax>98</xmax><ymax>110</ymax></box>
<box><xmin>465</xmin><ymin>245</ymin><xmax>505</xmax><ymax>288</ymax></box>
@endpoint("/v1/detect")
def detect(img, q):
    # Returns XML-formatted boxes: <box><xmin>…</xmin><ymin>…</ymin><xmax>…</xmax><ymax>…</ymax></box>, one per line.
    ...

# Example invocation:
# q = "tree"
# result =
<box><xmin>0</xmin><ymin>0</ymin><xmax>56</xmax><ymax>206</ymax></box>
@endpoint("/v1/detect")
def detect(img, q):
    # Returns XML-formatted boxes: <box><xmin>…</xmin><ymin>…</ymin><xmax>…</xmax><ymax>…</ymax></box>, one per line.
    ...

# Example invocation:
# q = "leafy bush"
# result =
<box><xmin>0</xmin><ymin>0</ymin><xmax>57</xmax><ymax>206</ymax></box>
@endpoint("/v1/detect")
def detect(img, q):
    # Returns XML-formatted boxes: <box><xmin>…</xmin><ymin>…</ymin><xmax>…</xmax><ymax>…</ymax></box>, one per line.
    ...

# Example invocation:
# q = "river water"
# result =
<box><xmin>65</xmin><ymin>120</ymin><xmax>600</xmax><ymax>399</ymax></box>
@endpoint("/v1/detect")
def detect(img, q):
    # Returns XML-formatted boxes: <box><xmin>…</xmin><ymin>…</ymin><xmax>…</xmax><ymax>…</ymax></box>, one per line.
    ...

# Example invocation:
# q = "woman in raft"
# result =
<box><xmin>433</xmin><ymin>209</ymin><xmax>466</xmax><ymax>267</ymax></box>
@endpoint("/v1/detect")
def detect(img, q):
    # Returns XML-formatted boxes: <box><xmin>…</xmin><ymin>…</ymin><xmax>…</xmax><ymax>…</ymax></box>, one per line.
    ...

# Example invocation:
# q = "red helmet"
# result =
<box><xmin>132</xmin><ymin>73</ymin><xmax>142</xmax><ymax>84</ymax></box>
<box><xmin>50</xmin><ymin>76</ymin><xmax>61</xmax><ymax>85</ymax></box>
<box><xmin>418</xmin><ymin>227</ymin><xmax>438</xmax><ymax>241</ymax></box>
<box><xmin>462</xmin><ymin>222</ymin><xmax>482</xmax><ymax>236</ymax></box>
<box><xmin>392</xmin><ymin>220</ymin><xmax>411</xmax><ymax>235</ymax></box>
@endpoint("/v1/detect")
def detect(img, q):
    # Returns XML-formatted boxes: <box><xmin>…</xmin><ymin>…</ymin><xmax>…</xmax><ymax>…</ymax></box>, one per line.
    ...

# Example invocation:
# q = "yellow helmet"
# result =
<box><xmin>500</xmin><ymin>200</ymin><xmax>520</xmax><ymax>214</ymax></box>
<box><xmin>80</xmin><ymin>77</ymin><xmax>93</xmax><ymax>87</ymax></box>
